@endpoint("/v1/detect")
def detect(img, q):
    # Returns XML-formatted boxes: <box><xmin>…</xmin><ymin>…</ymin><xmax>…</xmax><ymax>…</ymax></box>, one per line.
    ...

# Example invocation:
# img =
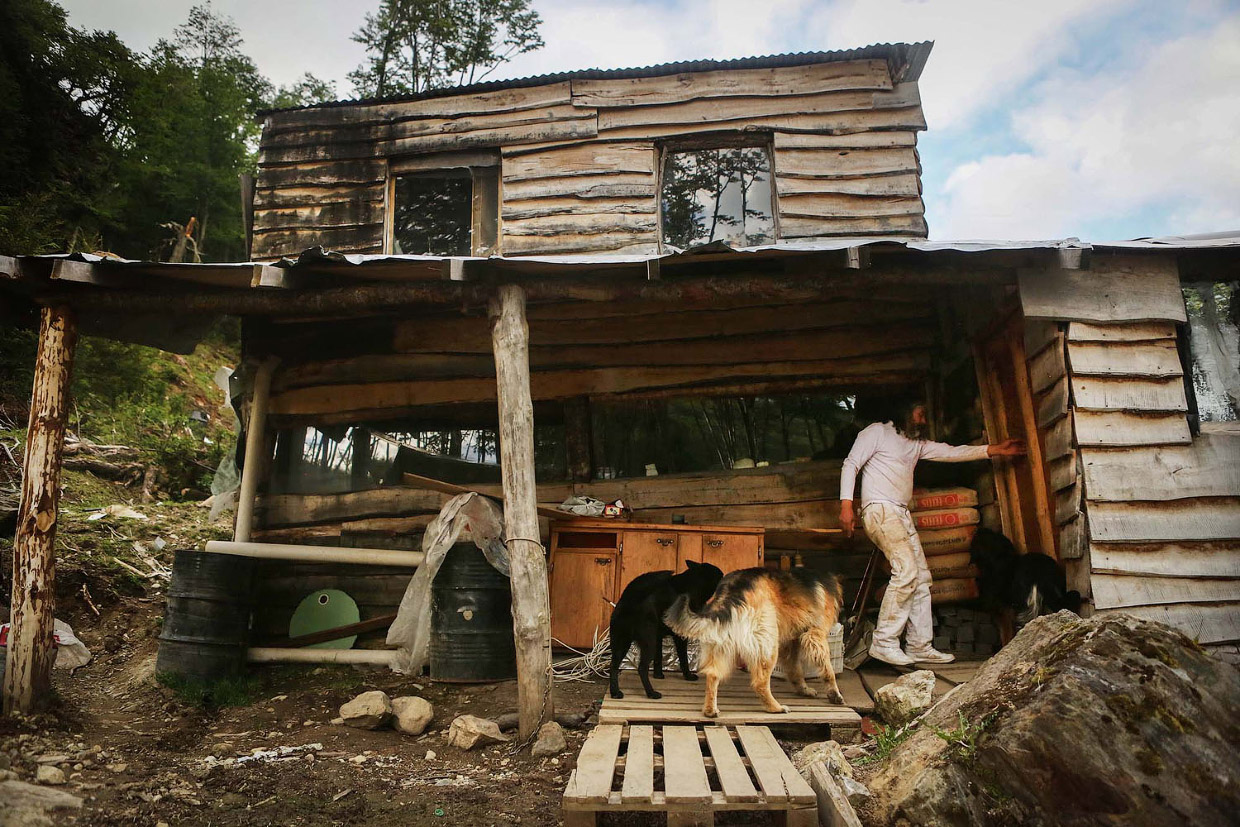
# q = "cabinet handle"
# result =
<box><xmin>706</xmin><ymin>539</ymin><xmax>724</xmax><ymax>548</ymax></box>
<box><xmin>656</xmin><ymin>538</ymin><xmax>674</xmax><ymax>547</ymax></box>
<box><xmin>595</xmin><ymin>557</ymin><xmax>612</xmax><ymax>565</ymax></box>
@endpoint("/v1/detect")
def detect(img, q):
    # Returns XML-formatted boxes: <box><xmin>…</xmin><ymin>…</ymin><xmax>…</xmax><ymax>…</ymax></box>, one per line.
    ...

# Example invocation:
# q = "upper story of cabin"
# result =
<box><xmin>251</xmin><ymin>42</ymin><xmax>932</xmax><ymax>260</ymax></box>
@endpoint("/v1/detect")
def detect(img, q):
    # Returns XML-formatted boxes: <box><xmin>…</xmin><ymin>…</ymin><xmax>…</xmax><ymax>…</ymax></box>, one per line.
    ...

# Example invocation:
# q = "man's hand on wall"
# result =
<box><xmin>987</xmin><ymin>438</ymin><xmax>1026</xmax><ymax>457</ymax></box>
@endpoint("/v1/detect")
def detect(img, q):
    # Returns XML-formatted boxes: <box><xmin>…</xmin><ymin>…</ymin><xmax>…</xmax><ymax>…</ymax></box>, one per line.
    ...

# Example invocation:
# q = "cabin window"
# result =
<box><xmin>391</xmin><ymin>165</ymin><xmax>499</xmax><ymax>256</ymax></box>
<box><xmin>659</xmin><ymin>143</ymin><xmax>775</xmax><ymax>250</ymax></box>
<box><xmin>1182</xmin><ymin>280</ymin><xmax>1240</xmax><ymax>423</ymax></box>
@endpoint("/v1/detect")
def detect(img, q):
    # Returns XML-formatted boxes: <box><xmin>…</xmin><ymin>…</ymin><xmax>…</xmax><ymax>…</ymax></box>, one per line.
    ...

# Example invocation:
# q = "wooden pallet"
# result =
<box><xmin>600</xmin><ymin>671</ymin><xmax>863</xmax><ymax>741</ymax></box>
<box><xmin>563</xmin><ymin>724</ymin><xmax>818</xmax><ymax>826</ymax></box>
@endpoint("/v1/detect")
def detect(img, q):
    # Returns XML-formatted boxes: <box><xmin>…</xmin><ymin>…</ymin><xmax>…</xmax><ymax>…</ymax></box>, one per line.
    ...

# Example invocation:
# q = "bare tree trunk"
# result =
<box><xmin>4</xmin><ymin>305</ymin><xmax>77</xmax><ymax>715</ymax></box>
<box><xmin>489</xmin><ymin>284</ymin><xmax>553</xmax><ymax>741</ymax></box>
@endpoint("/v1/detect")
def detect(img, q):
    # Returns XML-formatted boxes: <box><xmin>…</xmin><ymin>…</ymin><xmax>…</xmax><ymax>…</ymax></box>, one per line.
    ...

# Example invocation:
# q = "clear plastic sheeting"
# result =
<box><xmin>386</xmin><ymin>492</ymin><xmax>509</xmax><ymax>674</ymax></box>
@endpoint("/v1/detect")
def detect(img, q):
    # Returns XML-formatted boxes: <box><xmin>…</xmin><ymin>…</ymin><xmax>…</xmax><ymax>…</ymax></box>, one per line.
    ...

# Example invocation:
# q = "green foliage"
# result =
<box><xmin>931</xmin><ymin>709</ymin><xmax>999</xmax><ymax>766</ymax></box>
<box><xmin>271</xmin><ymin>72</ymin><xmax>338</xmax><ymax>110</ymax></box>
<box><xmin>157</xmin><ymin>671</ymin><xmax>262</xmax><ymax>709</ymax></box>
<box><xmin>854</xmin><ymin>721</ymin><xmax>915</xmax><ymax>765</ymax></box>
<box><xmin>350</xmin><ymin>0</ymin><xmax>543</xmax><ymax>97</ymax></box>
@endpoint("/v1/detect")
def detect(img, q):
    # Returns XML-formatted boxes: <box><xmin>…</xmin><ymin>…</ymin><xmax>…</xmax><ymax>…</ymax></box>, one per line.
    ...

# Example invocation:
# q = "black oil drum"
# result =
<box><xmin>156</xmin><ymin>550</ymin><xmax>255</xmax><ymax>683</ymax></box>
<box><xmin>430</xmin><ymin>543</ymin><xmax>516</xmax><ymax>683</ymax></box>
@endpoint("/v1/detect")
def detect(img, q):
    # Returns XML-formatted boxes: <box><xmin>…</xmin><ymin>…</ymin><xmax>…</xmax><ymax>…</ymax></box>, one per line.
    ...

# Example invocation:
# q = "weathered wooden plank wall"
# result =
<box><xmin>252</xmin><ymin>59</ymin><xmax>928</xmax><ymax>259</ymax></box>
<box><xmin>1019</xmin><ymin>251</ymin><xmax>1240</xmax><ymax>645</ymax></box>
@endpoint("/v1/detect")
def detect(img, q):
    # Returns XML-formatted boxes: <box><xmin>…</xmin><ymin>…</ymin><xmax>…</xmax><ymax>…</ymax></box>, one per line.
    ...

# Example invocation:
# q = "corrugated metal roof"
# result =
<box><xmin>260</xmin><ymin>41</ymin><xmax>934</xmax><ymax>115</ymax></box>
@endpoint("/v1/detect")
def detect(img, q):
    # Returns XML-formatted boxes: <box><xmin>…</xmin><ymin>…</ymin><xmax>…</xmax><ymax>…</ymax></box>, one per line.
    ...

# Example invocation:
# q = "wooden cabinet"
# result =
<box><xmin>549</xmin><ymin>521</ymin><xmax>764</xmax><ymax>648</ymax></box>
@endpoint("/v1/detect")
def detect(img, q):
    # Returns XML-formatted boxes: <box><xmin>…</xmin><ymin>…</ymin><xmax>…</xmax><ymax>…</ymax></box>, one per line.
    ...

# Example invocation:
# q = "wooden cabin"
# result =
<box><xmin>2</xmin><ymin>45</ymin><xmax>1238</xmax><ymax>722</ymax></box>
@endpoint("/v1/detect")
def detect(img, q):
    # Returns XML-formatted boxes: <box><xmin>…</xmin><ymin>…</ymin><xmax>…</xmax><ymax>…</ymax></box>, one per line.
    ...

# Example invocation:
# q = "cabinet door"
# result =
<box><xmin>702</xmin><ymin>533</ymin><xmax>763</xmax><ymax>575</ymax></box>
<box><xmin>676</xmin><ymin>533</ymin><xmax>704</xmax><ymax>572</ymax></box>
<box><xmin>617</xmin><ymin>531</ymin><xmax>679</xmax><ymax>597</ymax></box>
<box><xmin>549</xmin><ymin>551</ymin><xmax>616</xmax><ymax>649</ymax></box>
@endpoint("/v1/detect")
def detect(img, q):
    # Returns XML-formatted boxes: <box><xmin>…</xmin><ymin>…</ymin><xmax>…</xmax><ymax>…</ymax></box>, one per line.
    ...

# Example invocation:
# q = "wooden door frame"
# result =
<box><xmin>973</xmin><ymin>309</ymin><xmax>1059</xmax><ymax>559</ymax></box>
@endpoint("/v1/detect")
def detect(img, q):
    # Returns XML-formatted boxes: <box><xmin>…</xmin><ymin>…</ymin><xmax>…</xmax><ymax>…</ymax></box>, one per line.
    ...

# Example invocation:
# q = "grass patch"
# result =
<box><xmin>931</xmin><ymin>709</ymin><xmax>999</xmax><ymax>766</ymax></box>
<box><xmin>157</xmin><ymin>671</ymin><xmax>262</xmax><ymax>709</ymax></box>
<box><xmin>854</xmin><ymin>721</ymin><xmax>916</xmax><ymax>765</ymax></box>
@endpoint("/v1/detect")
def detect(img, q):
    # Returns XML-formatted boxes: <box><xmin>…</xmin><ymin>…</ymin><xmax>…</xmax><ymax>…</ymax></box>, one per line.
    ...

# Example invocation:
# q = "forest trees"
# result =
<box><xmin>0</xmin><ymin>0</ymin><xmax>334</xmax><ymax>262</ymax></box>
<box><xmin>350</xmin><ymin>0</ymin><xmax>543</xmax><ymax>97</ymax></box>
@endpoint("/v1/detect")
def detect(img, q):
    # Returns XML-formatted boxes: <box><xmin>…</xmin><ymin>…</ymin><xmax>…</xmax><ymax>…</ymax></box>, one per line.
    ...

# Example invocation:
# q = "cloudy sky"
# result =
<box><xmin>61</xmin><ymin>0</ymin><xmax>1240</xmax><ymax>242</ymax></box>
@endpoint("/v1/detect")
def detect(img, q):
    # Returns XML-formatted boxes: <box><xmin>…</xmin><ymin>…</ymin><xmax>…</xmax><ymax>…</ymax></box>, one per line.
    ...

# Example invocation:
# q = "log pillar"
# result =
<box><xmin>233</xmin><ymin>357</ymin><xmax>277</xmax><ymax>543</ymax></box>
<box><xmin>489</xmin><ymin>284</ymin><xmax>553</xmax><ymax>741</ymax></box>
<box><xmin>4</xmin><ymin>305</ymin><xmax>77</xmax><ymax>715</ymax></box>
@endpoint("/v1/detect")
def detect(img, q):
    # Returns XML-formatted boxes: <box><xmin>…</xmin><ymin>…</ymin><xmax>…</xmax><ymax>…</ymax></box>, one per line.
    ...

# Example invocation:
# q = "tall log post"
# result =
<box><xmin>489</xmin><ymin>284</ymin><xmax>553</xmax><ymax>741</ymax></box>
<box><xmin>4</xmin><ymin>306</ymin><xmax>77</xmax><ymax>715</ymax></box>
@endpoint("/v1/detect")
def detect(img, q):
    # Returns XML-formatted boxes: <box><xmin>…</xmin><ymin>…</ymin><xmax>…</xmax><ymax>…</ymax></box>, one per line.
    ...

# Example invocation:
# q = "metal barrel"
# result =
<box><xmin>429</xmin><ymin>543</ymin><xmax>516</xmax><ymax>683</ymax></box>
<box><xmin>156</xmin><ymin>550</ymin><xmax>255</xmax><ymax>683</ymax></box>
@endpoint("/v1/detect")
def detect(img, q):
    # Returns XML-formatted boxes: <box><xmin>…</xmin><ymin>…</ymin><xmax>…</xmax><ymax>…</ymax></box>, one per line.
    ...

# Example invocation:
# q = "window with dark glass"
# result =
<box><xmin>391</xmin><ymin>165</ymin><xmax>499</xmax><ymax>256</ymax></box>
<box><xmin>660</xmin><ymin>144</ymin><xmax>775</xmax><ymax>250</ymax></box>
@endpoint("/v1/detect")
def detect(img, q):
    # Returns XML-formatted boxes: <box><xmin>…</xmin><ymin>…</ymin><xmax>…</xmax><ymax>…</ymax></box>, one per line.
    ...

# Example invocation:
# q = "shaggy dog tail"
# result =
<box><xmin>663</xmin><ymin>594</ymin><xmax>728</xmax><ymax>644</ymax></box>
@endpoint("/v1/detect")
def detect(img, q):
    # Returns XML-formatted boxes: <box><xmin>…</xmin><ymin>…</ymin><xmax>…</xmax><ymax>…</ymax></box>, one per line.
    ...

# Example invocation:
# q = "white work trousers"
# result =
<box><xmin>862</xmin><ymin>503</ymin><xmax>933</xmax><ymax>650</ymax></box>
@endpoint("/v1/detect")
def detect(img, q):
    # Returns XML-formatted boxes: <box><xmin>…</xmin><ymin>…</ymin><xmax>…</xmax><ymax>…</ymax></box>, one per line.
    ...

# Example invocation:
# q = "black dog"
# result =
<box><xmin>970</xmin><ymin>527</ymin><xmax>1081</xmax><ymax>626</ymax></box>
<box><xmin>609</xmin><ymin>559</ymin><xmax>723</xmax><ymax>700</ymax></box>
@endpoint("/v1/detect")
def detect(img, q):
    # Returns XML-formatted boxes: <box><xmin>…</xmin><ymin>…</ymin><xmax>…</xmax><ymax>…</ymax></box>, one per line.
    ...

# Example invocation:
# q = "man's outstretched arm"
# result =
<box><xmin>920</xmin><ymin>438</ymin><xmax>1026</xmax><ymax>462</ymax></box>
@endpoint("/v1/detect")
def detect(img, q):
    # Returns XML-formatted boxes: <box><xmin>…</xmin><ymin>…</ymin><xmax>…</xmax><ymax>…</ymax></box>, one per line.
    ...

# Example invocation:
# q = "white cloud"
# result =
<box><xmin>932</xmin><ymin>15</ymin><xmax>1240</xmax><ymax>239</ymax></box>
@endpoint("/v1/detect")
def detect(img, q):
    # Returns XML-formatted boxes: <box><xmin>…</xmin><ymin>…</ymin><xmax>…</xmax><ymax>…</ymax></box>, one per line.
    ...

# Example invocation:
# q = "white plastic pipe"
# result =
<box><xmin>204</xmin><ymin>540</ymin><xmax>424</xmax><ymax>567</ymax></box>
<box><xmin>233</xmin><ymin>358</ymin><xmax>277</xmax><ymax>543</ymax></box>
<box><xmin>246</xmin><ymin>647</ymin><xmax>399</xmax><ymax>665</ymax></box>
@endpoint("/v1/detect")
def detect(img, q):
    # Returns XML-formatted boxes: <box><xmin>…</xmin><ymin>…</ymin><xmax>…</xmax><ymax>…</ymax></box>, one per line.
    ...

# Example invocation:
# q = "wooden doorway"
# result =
<box><xmin>973</xmin><ymin>312</ymin><xmax>1057</xmax><ymax>558</ymax></box>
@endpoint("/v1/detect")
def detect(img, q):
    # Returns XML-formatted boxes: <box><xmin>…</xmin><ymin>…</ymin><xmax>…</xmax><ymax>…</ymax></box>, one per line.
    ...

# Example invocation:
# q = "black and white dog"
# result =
<box><xmin>970</xmin><ymin>527</ymin><xmax>1081</xmax><ymax>627</ymax></box>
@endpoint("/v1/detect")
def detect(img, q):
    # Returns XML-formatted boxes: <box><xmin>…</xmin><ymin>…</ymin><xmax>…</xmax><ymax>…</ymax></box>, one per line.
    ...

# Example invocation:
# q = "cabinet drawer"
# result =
<box><xmin>702</xmin><ymin>533</ymin><xmax>763</xmax><ymax>574</ymax></box>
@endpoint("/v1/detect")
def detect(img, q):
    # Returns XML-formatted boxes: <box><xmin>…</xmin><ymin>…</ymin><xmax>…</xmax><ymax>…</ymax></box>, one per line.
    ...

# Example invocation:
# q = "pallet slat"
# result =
<box><xmin>703</xmin><ymin>726</ymin><xmax>760</xmax><ymax>803</ymax></box>
<box><xmin>663</xmin><ymin>727</ymin><xmax>713</xmax><ymax>804</ymax></box>
<box><xmin>621</xmin><ymin>725</ymin><xmax>655</xmax><ymax>803</ymax></box>
<box><xmin>736</xmin><ymin>726</ymin><xmax>817</xmax><ymax>804</ymax></box>
<box><xmin>567</xmin><ymin>724</ymin><xmax>624</xmax><ymax>803</ymax></box>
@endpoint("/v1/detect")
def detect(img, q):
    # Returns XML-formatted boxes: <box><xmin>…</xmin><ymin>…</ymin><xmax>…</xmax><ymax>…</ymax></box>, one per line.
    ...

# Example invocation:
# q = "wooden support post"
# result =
<box><xmin>564</xmin><ymin>396</ymin><xmax>593</xmax><ymax>483</ymax></box>
<box><xmin>489</xmin><ymin>284</ymin><xmax>554</xmax><ymax>741</ymax></box>
<box><xmin>234</xmin><ymin>358</ymin><xmax>277</xmax><ymax>543</ymax></box>
<box><xmin>3</xmin><ymin>305</ymin><xmax>77</xmax><ymax>715</ymax></box>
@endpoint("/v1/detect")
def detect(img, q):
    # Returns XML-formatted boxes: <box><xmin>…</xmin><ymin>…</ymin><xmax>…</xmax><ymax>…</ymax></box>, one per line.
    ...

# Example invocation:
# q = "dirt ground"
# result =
<box><xmin>2</xmin><ymin>579</ymin><xmax>829</xmax><ymax>826</ymax></box>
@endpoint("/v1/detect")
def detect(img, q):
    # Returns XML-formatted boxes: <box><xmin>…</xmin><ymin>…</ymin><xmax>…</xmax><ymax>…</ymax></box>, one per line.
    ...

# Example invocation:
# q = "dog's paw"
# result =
<box><xmin>609</xmin><ymin>689</ymin><xmax>625</xmax><ymax>699</ymax></box>
<box><xmin>703</xmin><ymin>707</ymin><xmax>718</xmax><ymax>718</ymax></box>
<box><xmin>798</xmin><ymin>685</ymin><xmax>818</xmax><ymax>698</ymax></box>
<box><xmin>652</xmin><ymin>671</ymin><xmax>665</xmax><ymax>680</ymax></box>
<box><xmin>764</xmin><ymin>703</ymin><xmax>790</xmax><ymax>714</ymax></box>
<box><xmin>684</xmin><ymin>673</ymin><xmax>699</xmax><ymax>682</ymax></box>
<box><xmin>645</xmin><ymin>689</ymin><xmax>663</xmax><ymax>700</ymax></box>
<box><xmin>827</xmin><ymin>690</ymin><xmax>845</xmax><ymax>705</ymax></box>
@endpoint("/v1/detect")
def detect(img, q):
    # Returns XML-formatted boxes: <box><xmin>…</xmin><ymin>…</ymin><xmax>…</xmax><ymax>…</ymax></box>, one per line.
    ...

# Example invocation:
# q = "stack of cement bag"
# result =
<box><xmin>910</xmin><ymin>487</ymin><xmax>980</xmax><ymax>604</ymax></box>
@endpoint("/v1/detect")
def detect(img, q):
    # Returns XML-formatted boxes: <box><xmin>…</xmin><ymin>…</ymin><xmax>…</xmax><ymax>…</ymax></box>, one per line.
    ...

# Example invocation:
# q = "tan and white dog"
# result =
<box><xmin>665</xmin><ymin>567</ymin><xmax>845</xmax><ymax>717</ymax></box>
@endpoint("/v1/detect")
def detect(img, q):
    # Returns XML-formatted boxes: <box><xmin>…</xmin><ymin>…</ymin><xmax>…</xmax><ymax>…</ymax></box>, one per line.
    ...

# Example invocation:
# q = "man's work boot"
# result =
<box><xmin>868</xmin><ymin>642</ymin><xmax>914</xmax><ymax>666</ymax></box>
<box><xmin>905</xmin><ymin>646</ymin><xmax>955</xmax><ymax>664</ymax></box>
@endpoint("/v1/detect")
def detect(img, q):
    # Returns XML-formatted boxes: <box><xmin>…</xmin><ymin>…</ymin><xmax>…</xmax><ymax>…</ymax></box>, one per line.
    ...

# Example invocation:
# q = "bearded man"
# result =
<box><xmin>839</xmin><ymin>401</ymin><xmax>1024</xmax><ymax>666</ymax></box>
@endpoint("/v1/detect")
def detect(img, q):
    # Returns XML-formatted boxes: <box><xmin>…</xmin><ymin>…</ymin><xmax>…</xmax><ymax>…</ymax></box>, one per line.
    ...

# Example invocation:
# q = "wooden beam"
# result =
<box><xmin>489</xmin><ymin>284</ymin><xmax>553</xmax><ymax>740</ymax></box>
<box><xmin>3</xmin><ymin>305</ymin><xmax>77</xmax><ymax>715</ymax></box>
<box><xmin>234</xmin><ymin>359</ymin><xmax>277</xmax><ymax>542</ymax></box>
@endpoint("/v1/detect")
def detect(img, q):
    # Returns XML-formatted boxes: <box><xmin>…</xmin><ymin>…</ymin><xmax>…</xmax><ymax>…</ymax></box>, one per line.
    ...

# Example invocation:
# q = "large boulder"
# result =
<box><xmin>873</xmin><ymin>669</ymin><xmax>936</xmax><ymax>726</ymax></box>
<box><xmin>339</xmin><ymin>690</ymin><xmax>392</xmax><ymax>729</ymax></box>
<box><xmin>792</xmin><ymin>740</ymin><xmax>854</xmax><ymax>780</ymax></box>
<box><xmin>0</xmin><ymin>780</ymin><xmax>82</xmax><ymax>826</ymax></box>
<box><xmin>531</xmin><ymin>721</ymin><xmax>567</xmax><ymax>758</ymax></box>
<box><xmin>861</xmin><ymin>612</ymin><xmax>1240</xmax><ymax>826</ymax></box>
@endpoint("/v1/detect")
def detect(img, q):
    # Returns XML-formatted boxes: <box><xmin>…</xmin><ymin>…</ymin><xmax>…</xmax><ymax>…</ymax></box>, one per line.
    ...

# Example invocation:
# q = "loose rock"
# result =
<box><xmin>446</xmin><ymin>715</ymin><xmax>509</xmax><ymax>750</ymax></box>
<box><xmin>35</xmin><ymin>765</ymin><xmax>66</xmax><ymax>786</ymax></box>
<box><xmin>792</xmin><ymin>740</ymin><xmax>853</xmax><ymax>780</ymax></box>
<box><xmin>0</xmin><ymin>780</ymin><xmax>83</xmax><ymax>824</ymax></box>
<box><xmin>873</xmin><ymin>669</ymin><xmax>936</xmax><ymax>726</ymax></box>
<box><xmin>391</xmin><ymin>696</ymin><xmax>434</xmax><ymax>736</ymax></box>
<box><xmin>531</xmin><ymin>721</ymin><xmax>567</xmax><ymax>758</ymax></box>
<box><xmin>339</xmin><ymin>690</ymin><xmax>393</xmax><ymax>730</ymax></box>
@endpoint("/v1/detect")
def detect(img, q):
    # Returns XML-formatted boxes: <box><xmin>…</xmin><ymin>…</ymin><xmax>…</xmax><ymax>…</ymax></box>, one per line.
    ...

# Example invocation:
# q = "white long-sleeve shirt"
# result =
<box><xmin>839</xmin><ymin>421</ymin><xmax>991</xmax><ymax>508</ymax></box>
